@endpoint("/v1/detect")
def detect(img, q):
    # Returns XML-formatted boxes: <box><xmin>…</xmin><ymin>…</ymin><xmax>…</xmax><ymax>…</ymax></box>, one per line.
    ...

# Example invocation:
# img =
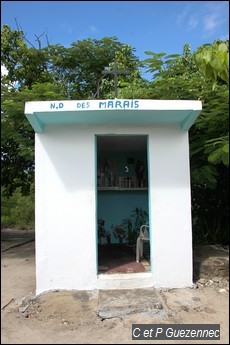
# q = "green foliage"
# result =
<box><xmin>142</xmin><ymin>41</ymin><xmax>229</xmax><ymax>245</ymax></box>
<box><xmin>1</xmin><ymin>27</ymin><xmax>143</xmax><ymax>195</ymax></box>
<box><xmin>1</xmin><ymin>24</ymin><xmax>228</xmax><ymax>245</ymax></box>
<box><xmin>189</xmin><ymin>85</ymin><xmax>229</xmax><ymax>189</ymax></box>
<box><xmin>98</xmin><ymin>218</ymin><xmax>106</xmax><ymax>239</ymax></box>
<box><xmin>122</xmin><ymin>208</ymin><xmax>149</xmax><ymax>245</ymax></box>
<box><xmin>195</xmin><ymin>40</ymin><xmax>229</xmax><ymax>90</ymax></box>
<box><xmin>95</xmin><ymin>43</ymin><xmax>144</xmax><ymax>99</ymax></box>
<box><xmin>204</xmin><ymin>136</ymin><xmax>229</xmax><ymax>166</ymax></box>
<box><xmin>142</xmin><ymin>51</ymin><xmax>181</xmax><ymax>78</ymax></box>
<box><xmin>1</xmin><ymin>25</ymin><xmax>51</xmax><ymax>88</ymax></box>
<box><xmin>1</xmin><ymin>82</ymin><xmax>65</xmax><ymax>196</ymax></box>
<box><xmin>140</xmin><ymin>45</ymin><xmax>203</xmax><ymax>100</ymax></box>
<box><xmin>1</xmin><ymin>187</ymin><xmax>35</xmax><ymax>229</ymax></box>
<box><xmin>191</xmin><ymin>164</ymin><xmax>229</xmax><ymax>245</ymax></box>
<box><xmin>49</xmin><ymin>37</ymin><xmax>133</xmax><ymax>99</ymax></box>
<box><xmin>1</xmin><ymin>24</ymin><xmax>27</xmax><ymax>85</ymax></box>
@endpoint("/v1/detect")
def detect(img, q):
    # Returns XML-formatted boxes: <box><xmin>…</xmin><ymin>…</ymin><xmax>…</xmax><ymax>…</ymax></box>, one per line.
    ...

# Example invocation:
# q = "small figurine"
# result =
<box><xmin>125</xmin><ymin>165</ymin><xmax>130</xmax><ymax>174</ymax></box>
<box><xmin>135</xmin><ymin>160</ymin><xmax>144</xmax><ymax>187</ymax></box>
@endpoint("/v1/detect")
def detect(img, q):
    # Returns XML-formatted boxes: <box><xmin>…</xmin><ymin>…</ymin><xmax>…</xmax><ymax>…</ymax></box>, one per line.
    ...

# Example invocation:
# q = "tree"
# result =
<box><xmin>139</xmin><ymin>41</ymin><xmax>229</xmax><ymax>244</ymax></box>
<box><xmin>1</xmin><ymin>25</ymin><xmax>51</xmax><ymax>88</ymax></box>
<box><xmin>1</xmin><ymin>24</ymin><xmax>228</xmax><ymax>243</ymax></box>
<box><xmin>45</xmin><ymin>37</ymin><xmax>134</xmax><ymax>99</ymax></box>
<box><xmin>195</xmin><ymin>40</ymin><xmax>229</xmax><ymax>90</ymax></box>
<box><xmin>1</xmin><ymin>82</ymin><xmax>66</xmax><ymax>196</ymax></box>
<box><xmin>1</xmin><ymin>26</ymin><xmax>142</xmax><ymax>196</ymax></box>
<box><xmin>98</xmin><ymin>44</ymin><xmax>145</xmax><ymax>99</ymax></box>
<box><xmin>1</xmin><ymin>27</ymin><xmax>66</xmax><ymax>195</ymax></box>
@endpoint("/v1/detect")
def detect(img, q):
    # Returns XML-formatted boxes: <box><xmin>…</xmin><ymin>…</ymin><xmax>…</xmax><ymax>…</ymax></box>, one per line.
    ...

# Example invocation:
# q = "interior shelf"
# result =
<box><xmin>97</xmin><ymin>187</ymin><xmax>148</xmax><ymax>191</ymax></box>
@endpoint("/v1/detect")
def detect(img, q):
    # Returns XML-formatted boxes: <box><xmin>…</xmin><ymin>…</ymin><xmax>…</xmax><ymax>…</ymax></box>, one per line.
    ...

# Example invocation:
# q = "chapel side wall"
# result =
<box><xmin>35</xmin><ymin>125</ymin><xmax>97</xmax><ymax>294</ymax></box>
<box><xmin>149</xmin><ymin>126</ymin><xmax>193</xmax><ymax>287</ymax></box>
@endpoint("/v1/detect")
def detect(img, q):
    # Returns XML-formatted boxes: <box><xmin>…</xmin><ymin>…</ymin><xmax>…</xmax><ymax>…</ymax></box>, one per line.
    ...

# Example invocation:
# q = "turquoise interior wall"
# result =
<box><xmin>97</xmin><ymin>190</ymin><xmax>148</xmax><ymax>243</ymax></box>
<box><xmin>97</xmin><ymin>140</ymin><xmax>149</xmax><ymax>244</ymax></box>
<box><xmin>98</xmin><ymin>152</ymin><xmax>148</xmax><ymax>186</ymax></box>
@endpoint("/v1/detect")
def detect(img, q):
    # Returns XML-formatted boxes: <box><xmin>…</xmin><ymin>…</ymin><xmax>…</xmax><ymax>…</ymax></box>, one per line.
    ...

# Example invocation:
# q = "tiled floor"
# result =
<box><xmin>140</xmin><ymin>257</ymin><xmax>150</xmax><ymax>272</ymax></box>
<box><xmin>98</xmin><ymin>244</ymin><xmax>150</xmax><ymax>274</ymax></box>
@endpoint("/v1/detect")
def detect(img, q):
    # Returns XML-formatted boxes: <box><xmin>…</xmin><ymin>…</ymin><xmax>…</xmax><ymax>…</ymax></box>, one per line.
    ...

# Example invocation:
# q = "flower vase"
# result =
<box><xmin>119</xmin><ymin>237</ymin><xmax>123</xmax><ymax>244</ymax></box>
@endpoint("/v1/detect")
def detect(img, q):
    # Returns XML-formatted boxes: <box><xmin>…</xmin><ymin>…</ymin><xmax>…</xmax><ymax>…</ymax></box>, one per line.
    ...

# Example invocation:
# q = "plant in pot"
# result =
<box><xmin>112</xmin><ymin>224</ymin><xmax>127</xmax><ymax>244</ymax></box>
<box><xmin>98</xmin><ymin>218</ymin><xmax>106</xmax><ymax>245</ymax></box>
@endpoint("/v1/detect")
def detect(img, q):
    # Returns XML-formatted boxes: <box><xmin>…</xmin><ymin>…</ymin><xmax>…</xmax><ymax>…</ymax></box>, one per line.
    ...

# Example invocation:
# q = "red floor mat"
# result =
<box><xmin>98</xmin><ymin>244</ymin><xmax>146</xmax><ymax>274</ymax></box>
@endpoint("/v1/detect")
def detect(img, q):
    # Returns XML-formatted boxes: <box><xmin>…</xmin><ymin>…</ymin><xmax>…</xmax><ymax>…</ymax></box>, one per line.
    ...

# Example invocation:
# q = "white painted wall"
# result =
<box><xmin>35</xmin><ymin>124</ymin><xmax>193</xmax><ymax>294</ymax></box>
<box><xmin>149</xmin><ymin>127</ymin><xmax>193</xmax><ymax>288</ymax></box>
<box><xmin>35</xmin><ymin>125</ymin><xmax>97</xmax><ymax>294</ymax></box>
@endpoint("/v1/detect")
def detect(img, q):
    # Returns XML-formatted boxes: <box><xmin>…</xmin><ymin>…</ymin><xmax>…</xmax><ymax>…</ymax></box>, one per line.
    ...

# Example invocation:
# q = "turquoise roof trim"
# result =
<box><xmin>24</xmin><ymin>99</ymin><xmax>202</xmax><ymax>133</ymax></box>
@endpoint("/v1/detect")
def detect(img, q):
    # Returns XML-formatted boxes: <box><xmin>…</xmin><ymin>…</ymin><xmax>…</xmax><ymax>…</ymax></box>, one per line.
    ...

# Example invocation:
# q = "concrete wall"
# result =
<box><xmin>149</xmin><ymin>127</ymin><xmax>193</xmax><ymax>288</ymax></box>
<box><xmin>35</xmin><ymin>124</ymin><xmax>193</xmax><ymax>294</ymax></box>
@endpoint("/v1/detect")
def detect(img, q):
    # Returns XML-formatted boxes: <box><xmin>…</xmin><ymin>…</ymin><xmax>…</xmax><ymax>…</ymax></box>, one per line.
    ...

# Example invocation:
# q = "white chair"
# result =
<box><xmin>136</xmin><ymin>223</ymin><xmax>149</xmax><ymax>262</ymax></box>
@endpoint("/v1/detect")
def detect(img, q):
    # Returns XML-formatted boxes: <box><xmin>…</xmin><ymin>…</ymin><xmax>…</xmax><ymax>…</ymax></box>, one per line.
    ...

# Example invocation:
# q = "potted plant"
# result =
<box><xmin>98</xmin><ymin>218</ymin><xmax>106</xmax><ymax>245</ymax></box>
<box><xmin>112</xmin><ymin>224</ymin><xmax>127</xmax><ymax>244</ymax></box>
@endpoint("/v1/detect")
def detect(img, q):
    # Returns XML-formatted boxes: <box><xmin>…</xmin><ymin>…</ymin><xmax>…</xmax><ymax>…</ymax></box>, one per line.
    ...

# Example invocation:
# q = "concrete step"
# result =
<box><xmin>97</xmin><ymin>288</ymin><xmax>165</xmax><ymax>319</ymax></box>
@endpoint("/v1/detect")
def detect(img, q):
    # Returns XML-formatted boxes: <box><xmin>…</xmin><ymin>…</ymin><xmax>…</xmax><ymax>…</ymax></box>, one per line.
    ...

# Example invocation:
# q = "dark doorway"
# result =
<box><xmin>96</xmin><ymin>135</ymin><xmax>150</xmax><ymax>274</ymax></box>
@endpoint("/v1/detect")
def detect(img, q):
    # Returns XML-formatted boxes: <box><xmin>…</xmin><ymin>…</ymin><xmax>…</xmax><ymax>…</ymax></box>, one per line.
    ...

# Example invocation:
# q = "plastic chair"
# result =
<box><xmin>136</xmin><ymin>223</ymin><xmax>149</xmax><ymax>262</ymax></box>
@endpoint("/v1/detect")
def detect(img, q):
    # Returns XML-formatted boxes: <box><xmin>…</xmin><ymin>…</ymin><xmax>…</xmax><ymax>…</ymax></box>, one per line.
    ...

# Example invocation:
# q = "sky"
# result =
<box><xmin>1</xmin><ymin>1</ymin><xmax>229</xmax><ymax>79</ymax></box>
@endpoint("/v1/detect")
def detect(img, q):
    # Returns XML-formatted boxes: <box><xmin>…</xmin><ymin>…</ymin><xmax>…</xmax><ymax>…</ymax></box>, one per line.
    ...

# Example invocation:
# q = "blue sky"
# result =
<box><xmin>1</xmin><ymin>1</ymin><xmax>229</xmax><ymax>79</ymax></box>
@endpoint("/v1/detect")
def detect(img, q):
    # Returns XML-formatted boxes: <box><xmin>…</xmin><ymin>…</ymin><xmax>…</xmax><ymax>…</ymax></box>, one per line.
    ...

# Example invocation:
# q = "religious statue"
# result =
<box><xmin>104</xmin><ymin>160</ymin><xmax>112</xmax><ymax>186</ymax></box>
<box><xmin>135</xmin><ymin>160</ymin><xmax>144</xmax><ymax>187</ymax></box>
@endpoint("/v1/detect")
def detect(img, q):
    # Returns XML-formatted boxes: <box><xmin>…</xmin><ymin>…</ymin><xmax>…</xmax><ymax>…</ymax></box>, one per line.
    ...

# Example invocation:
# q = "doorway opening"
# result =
<box><xmin>96</xmin><ymin>135</ymin><xmax>150</xmax><ymax>274</ymax></box>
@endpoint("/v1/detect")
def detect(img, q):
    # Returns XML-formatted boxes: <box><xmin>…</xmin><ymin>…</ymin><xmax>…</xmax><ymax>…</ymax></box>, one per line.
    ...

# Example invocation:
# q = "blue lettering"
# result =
<box><xmin>134</xmin><ymin>100</ymin><xmax>139</xmax><ymax>108</ymax></box>
<box><xmin>98</xmin><ymin>99</ymin><xmax>139</xmax><ymax>109</ymax></box>
<box><xmin>123</xmin><ymin>100</ymin><xmax>130</xmax><ymax>108</ymax></box>
<box><xmin>107</xmin><ymin>101</ymin><xmax>114</xmax><ymax>108</ymax></box>
<box><xmin>51</xmin><ymin>100</ymin><xmax>139</xmax><ymax>111</ymax></box>
<box><xmin>76</xmin><ymin>101</ymin><xmax>90</xmax><ymax>109</ymax></box>
<box><xmin>99</xmin><ymin>101</ymin><xmax>106</xmax><ymax>109</ymax></box>
<box><xmin>115</xmin><ymin>100</ymin><xmax>122</xmax><ymax>108</ymax></box>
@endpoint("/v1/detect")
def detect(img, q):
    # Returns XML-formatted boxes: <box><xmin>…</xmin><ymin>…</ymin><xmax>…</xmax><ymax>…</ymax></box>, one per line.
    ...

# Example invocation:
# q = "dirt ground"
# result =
<box><xmin>1</xmin><ymin>230</ymin><xmax>229</xmax><ymax>344</ymax></box>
